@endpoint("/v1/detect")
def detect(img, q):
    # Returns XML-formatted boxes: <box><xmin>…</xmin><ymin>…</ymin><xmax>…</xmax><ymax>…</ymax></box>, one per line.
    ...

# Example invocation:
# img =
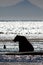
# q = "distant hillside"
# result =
<box><xmin>0</xmin><ymin>0</ymin><xmax>43</xmax><ymax>20</ymax></box>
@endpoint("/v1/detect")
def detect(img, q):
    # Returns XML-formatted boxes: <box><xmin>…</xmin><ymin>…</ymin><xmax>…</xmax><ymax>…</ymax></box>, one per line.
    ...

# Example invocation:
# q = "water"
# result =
<box><xmin>0</xmin><ymin>55</ymin><xmax>43</xmax><ymax>62</ymax></box>
<box><xmin>0</xmin><ymin>62</ymin><xmax>43</xmax><ymax>65</ymax></box>
<box><xmin>0</xmin><ymin>21</ymin><xmax>43</xmax><ymax>62</ymax></box>
<box><xmin>0</xmin><ymin>21</ymin><xmax>43</xmax><ymax>51</ymax></box>
<box><xmin>0</xmin><ymin>21</ymin><xmax>43</xmax><ymax>35</ymax></box>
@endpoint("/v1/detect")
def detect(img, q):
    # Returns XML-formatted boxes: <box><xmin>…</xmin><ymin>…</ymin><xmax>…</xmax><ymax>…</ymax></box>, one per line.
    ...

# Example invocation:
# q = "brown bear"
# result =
<box><xmin>13</xmin><ymin>35</ymin><xmax>34</xmax><ymax>52</ymax></box>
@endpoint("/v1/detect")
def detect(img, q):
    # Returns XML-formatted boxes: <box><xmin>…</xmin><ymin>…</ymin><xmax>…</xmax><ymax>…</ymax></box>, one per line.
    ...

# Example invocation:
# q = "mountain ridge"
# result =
<box><xmin>0</xmin><ymin>0</ymin><xmax>43</xmax><ymax>20</ymax></box>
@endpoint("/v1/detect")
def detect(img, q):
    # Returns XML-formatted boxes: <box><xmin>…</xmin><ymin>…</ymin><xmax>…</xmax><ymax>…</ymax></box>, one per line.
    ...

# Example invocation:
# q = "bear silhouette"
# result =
<box><xmin>13</xmin><ymin>35</ymin><xmax>34</xmax><ymax>52</ymax></box>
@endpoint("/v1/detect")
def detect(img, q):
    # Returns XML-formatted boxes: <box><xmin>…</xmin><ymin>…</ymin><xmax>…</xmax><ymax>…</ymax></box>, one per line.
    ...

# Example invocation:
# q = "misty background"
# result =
<box><xmin>0</xmin><ymin>0</ymin><xmax>43</xmax><ymax>20</ymax></box>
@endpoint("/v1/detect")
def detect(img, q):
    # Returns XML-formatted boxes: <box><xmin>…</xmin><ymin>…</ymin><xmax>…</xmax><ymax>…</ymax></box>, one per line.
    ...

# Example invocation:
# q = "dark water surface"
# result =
<box><xmin>0</xmin><ymin>55</ymin><xmax>43</xmax><ymax>62</ymax></box>
<box><xmin>0</xmin><ymin>62</ymin><xmax>43</xmax><ymax>65</ymax></box>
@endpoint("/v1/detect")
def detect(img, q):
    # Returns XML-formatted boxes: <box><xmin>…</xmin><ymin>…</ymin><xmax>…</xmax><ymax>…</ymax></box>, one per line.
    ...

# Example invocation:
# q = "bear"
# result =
<box><xmin>13</xmin><ymin>35</ymin><xmax>34</xmax><ymax>52</ymax></box>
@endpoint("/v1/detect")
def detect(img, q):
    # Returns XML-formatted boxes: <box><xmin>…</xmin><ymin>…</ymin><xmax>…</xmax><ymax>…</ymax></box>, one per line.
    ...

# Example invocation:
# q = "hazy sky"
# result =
<box><xmin>0</xmin><ymin>0</ymin><xmax>43</xmax><ymax>9</ymax></box>
<box><xmin>29</xmin><ymin>0</ymin><xmax>43</xmax><ymax>9</ymax></box>
<box><xmin>0</xmin><ymin>0</ymin><xmax>43</xmax><ymax>20</ymax></box>
<box><xmin>0</xmin><ymin>0</ymin><xmax>23</xmax><ymax>7</ymax></box>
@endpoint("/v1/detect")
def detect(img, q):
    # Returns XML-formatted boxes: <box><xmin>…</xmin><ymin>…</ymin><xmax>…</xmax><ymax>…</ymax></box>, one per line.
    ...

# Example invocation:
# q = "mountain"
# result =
<box><xmin>0</xmin><ymin>0</ymin><xmax>43</xmax><ymax>20</ymax></box>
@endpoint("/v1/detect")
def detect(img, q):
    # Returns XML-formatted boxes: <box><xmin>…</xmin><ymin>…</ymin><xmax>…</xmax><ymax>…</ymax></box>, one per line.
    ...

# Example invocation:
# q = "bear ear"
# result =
<box><xmin>16</xmin><ymin>35</ymin><xmax>19</xmax><ymax>37</ymax></box>
<box><xmin>17</xmin><ymin>35</ymin><xmax>18</xmax><ymax>36</ymax></box>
